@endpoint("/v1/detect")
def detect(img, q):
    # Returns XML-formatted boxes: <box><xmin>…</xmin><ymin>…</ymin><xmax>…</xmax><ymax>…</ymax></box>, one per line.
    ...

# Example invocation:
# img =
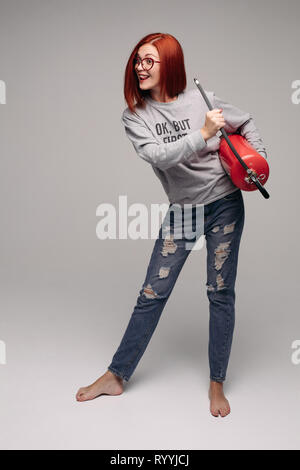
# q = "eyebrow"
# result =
<box><xmin>136</xmin><ymin>53</ymin><xmax>158</xmax><ymax>59</ymax></box>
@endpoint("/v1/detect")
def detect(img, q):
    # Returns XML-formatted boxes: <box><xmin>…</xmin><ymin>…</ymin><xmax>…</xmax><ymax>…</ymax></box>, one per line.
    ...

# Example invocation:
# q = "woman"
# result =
<box><xmin>76</xmin><ymin>33</ymin><xmax>267</xmax><ymax>417</ymax></box>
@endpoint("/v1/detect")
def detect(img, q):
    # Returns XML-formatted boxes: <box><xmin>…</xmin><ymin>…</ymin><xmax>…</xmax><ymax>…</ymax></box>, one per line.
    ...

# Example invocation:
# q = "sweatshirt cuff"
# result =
<box><xmin>186</xmin><ymin>129</ymin><xmax>207</xmax><ymax>155</ymax></box>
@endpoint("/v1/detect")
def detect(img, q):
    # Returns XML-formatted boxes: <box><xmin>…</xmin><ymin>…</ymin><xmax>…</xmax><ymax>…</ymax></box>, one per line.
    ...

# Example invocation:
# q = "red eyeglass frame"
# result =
<box><xmin>134</xmin><ymin>56</ymin><xmax>161</xmax><ymax>71</ymax></box>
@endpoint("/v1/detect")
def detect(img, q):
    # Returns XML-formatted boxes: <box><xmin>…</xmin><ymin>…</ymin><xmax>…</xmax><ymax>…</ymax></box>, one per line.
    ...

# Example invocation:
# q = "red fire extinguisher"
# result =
<box><xmin>194</xmin><ymin>78</ymin><xmax>270</xmax><ymax>199</ymax></box>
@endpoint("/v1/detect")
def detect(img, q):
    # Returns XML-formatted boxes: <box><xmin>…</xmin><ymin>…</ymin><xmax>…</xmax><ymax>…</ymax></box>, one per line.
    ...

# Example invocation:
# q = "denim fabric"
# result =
<box><xmin>108</xmin><ymin>189</ymin><xmax>245</xmax><ymax>383</ymax></box>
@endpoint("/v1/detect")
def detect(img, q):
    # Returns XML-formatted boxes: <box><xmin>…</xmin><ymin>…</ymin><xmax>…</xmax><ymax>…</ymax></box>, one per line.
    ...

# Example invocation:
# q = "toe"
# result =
<box><xmin>77</xmin><ymin>393</ymin><xmax>87</xmax><ymax>402</ymax></box>
<box><xmin>210</xmin><ymin>408</ymin><xmax>219</xmax><ymax>417</ymax></box>
<box><xmin>220</xmin><ymin>407</ymin><xmax>230</xmax><ymax>417</ymax></box>
<box><xmin>76</xmin><ymin>388</ymin><xmax>87</xmax><ymax>401</ymax></box>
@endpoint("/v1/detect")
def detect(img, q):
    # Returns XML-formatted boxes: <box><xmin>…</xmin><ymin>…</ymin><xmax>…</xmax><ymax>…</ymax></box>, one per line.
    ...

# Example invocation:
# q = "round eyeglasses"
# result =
<box><xmin>134</xmin><ymin>56</ymin><xmax>161</xmax><ymax>71</ymax></box>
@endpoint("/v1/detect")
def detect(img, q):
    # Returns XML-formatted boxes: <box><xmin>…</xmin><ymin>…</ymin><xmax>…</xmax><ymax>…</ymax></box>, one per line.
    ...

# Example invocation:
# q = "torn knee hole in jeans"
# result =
<box><xmin>208</xmin><ymin>240</ymin><xmax>231</xmax><ymax>291</ymax></box>
<box><xmin>143</xmin><ymin>283</ymin><xmax>159</xmax><ymax>299</ymax></box>
<box><xmin>216</xmin><ymin>274</ymin><xmax>226</xmax><ymax>290</ymax></box>
<box><xmin>224</xmin><ymin>221</ymin><xmax>236</xmax><ymax>234</ymax></box>
<box><xmin>161</xmin><ymin>234</ymin><xmax>177</xmax><ymax>257</ymax></box>
<box><xmin>159</xmin><ymin>266</ymin><xmax>170</xmax><ymax>279</ymax></box>
<box><xmin>143</xmin><ymin>265</ymin><xmax>171</xmax><ymax>299</ymax></box>
<box><xmin>207</xmin><ymin>274</ymin><xmax>226</xmax><ymax>292</ymax></box>
<box><xmin>208</xmin><ymin>237</ymin><xmax>233</xmax><ymax>292</ymax></box>
<box><xmin>212</xmin><ymin>221</ymin><xmax>236</xmax><ymax>235</ymax></box>
<box><xmin>214</xmin><ymin>241</ymin><xmax>231</xmax><ymax>270</ymax></box>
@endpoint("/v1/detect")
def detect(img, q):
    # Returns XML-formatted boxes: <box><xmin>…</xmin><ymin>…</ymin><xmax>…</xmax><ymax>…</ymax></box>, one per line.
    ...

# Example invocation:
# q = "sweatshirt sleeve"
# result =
<box><xmin>213</xmin><ymin>93</ymin><xmax>268</xmax><ymax>160</ymax></box>
<box><xmin>121</xmin><ymin>109</ymin><xmax>207</xmax><ymax>170</ymax></box>
<box><xmin>238</xmin><ymin>118</ymin><xmax>268</xmax><ymax>160</ymax></box>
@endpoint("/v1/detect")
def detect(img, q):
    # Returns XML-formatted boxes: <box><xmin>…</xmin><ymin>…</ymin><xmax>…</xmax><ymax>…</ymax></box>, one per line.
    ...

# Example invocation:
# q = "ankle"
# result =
<box><xmin>210</xmin><ymin>380</ymin><xmax>224</xmax><ymax>390</ymax></box>
<box><xmin>106</xmin><ymin>370</ymin><xmax>123</xmax><ymax>381</ymax></box>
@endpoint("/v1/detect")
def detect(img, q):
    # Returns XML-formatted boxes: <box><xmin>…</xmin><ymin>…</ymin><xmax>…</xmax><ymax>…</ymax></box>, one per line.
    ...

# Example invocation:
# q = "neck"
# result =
<box><xmin>150</xmin><ymin>89</ymin><xmax>178</xmax><ymax>103</ymax></box>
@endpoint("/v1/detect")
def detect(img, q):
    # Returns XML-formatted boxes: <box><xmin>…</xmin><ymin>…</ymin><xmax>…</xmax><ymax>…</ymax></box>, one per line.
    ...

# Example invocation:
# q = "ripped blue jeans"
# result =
<box><xmin>108</xmin><ymin>189</ymin><xmax>245</xmax><ymax>383</ymax></box>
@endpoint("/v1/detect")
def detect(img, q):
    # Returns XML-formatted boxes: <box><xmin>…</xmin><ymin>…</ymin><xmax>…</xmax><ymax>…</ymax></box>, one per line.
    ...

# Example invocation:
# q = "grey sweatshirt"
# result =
<box><xmin>121</xmin><ymin>88</ymin><xmax>268</xmax><ymax>206</ymax></box>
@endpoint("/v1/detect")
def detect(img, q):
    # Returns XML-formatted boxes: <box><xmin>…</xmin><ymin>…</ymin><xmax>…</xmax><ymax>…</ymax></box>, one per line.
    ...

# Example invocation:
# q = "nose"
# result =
<box><xmin>136</xmin><ymin>63</ymin><xmax>144</xmax><ymax>73</ymax></box>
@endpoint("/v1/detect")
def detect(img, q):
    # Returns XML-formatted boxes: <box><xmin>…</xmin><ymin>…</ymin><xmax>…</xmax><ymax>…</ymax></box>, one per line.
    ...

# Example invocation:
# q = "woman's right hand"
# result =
<box><xmin>201</xmin><ymin>108</ymin><xmax>225</xmax><ymax>141</ymax></box>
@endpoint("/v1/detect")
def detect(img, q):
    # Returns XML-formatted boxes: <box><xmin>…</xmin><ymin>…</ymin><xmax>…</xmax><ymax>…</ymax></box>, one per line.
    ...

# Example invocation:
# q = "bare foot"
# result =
<box><xmin>209</xmin><ymin>381</ymin><xmax>231</xmax><ymax>417</ymax></box>
<box><xmin>76</xmin><ymin>370</ymin><xmax>124</xmax><ymax>402</ymax></box>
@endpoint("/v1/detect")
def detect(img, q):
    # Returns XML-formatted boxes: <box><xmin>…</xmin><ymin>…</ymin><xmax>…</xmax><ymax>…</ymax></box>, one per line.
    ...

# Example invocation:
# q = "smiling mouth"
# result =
<box><xmin>139</xmin><ymin>75</ymin><xmax>150</xmax><ymax>81</ymax></box>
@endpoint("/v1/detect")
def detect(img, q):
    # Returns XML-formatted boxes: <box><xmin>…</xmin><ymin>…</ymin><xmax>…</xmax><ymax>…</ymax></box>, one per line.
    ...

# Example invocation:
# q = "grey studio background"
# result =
<box><xmin>0</xmin><ymin>0</ymin><xmax>299</xmax><ymax>450</ymax></box>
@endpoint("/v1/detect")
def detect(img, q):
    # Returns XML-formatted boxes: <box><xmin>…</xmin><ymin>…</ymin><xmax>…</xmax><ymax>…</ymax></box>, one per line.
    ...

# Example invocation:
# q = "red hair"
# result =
<box><xmin>123</xmin><ymin>33</ymin><xmax>187</xmax><ymax>113</ymax></box>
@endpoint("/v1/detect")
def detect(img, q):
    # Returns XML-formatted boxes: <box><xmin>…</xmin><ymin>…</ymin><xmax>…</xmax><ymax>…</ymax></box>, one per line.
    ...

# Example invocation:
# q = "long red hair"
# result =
<box><xmin>123</xmin><ymin>33</ymin><xmax>187</xmax><ymax>113</ymax></box>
